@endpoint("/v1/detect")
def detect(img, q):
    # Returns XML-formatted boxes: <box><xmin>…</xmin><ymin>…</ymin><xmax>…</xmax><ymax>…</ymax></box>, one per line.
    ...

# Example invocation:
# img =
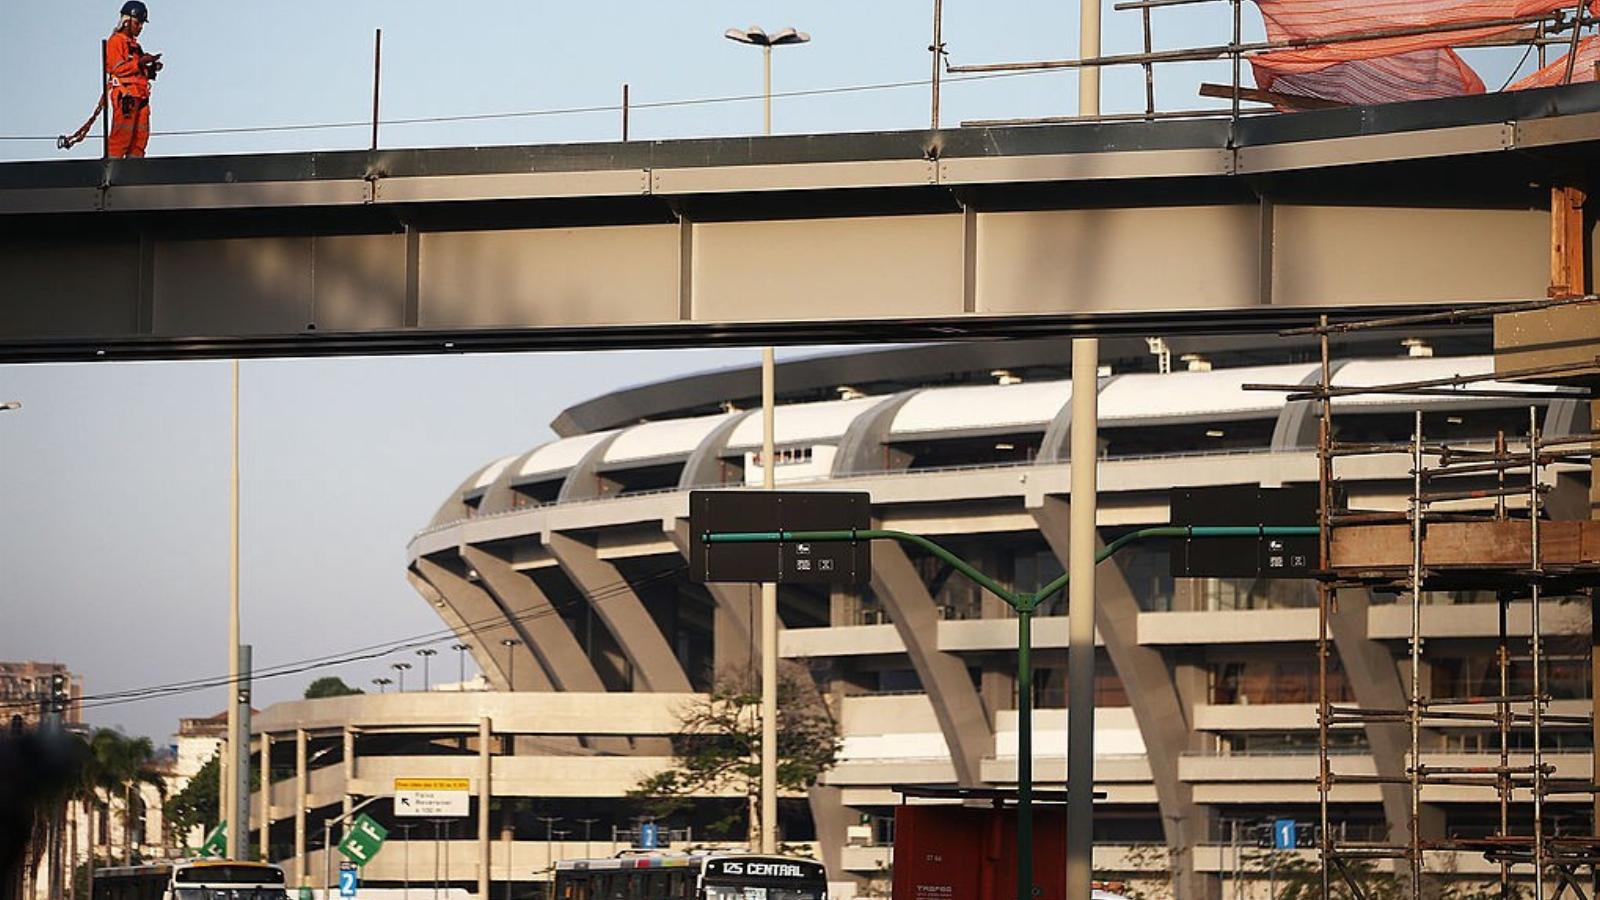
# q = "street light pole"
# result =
<box><xmin>392</xmin><ymin>662</ymin><xmax>412</xmax><ymax>693</ymax></box>
<box><xmin>451</xmin><ymin>644</ymin><xmax>470</xmax><ymax>689</ymax></box>
<box><xmin>500</xmin><ymin>639</ymin><xmax>520</xmax><ymax>691</ymax></box>
<box><xmin>723</xmin><ymin>24</ymin><xmax>809</xmax><ymax>855</ymax></box>
<box><xmin>226</xmin><ymin>359</ymin><xmax>245</xmax><ymax>862</ymax></box>
<box><xmin>416</xmin><ymin>649</ymin><xmax>437</xmax><ymax>692</ymax></box>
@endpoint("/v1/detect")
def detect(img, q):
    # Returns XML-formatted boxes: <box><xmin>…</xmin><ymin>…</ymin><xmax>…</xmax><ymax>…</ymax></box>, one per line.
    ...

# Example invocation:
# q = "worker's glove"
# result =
<box><xmin>141</xmin><ymin>53</ymin><xmax>163</xmax><ymax>78</ymax></box>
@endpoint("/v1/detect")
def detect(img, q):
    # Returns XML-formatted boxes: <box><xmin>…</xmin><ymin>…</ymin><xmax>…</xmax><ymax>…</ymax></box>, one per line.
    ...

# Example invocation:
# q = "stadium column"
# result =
<box><xmin>868</xmin><ymin>535</ymin><xmax>993</xmax><ymax>786</ymax></box>
<box><xmin>1032</xmin><ymin>497</ymin><xmax>1215</xmax><ymax>900</ymax></box>
<box><xmin>460</xmin><ymin>546</ymin><xmax>630</xmax><ymax>753</ymax></box>
<box><xmin>545</xmin><ymin>532</ymin><xmax>693</xmax><ymax>693</ymax></box>
<box><xmin>1326</xmin><ymin>588</ymin><xmax>1442</xmax><ymax>858</ymax></box>
<box><xmin>412</xmin><ymin>557</ymin><xmax>551</xmax><ymax>691</ymax></box>
<box><xmin>666</xmin><ymin>521</ymin><xmax>754</xmax><ymax>674</ymax></box>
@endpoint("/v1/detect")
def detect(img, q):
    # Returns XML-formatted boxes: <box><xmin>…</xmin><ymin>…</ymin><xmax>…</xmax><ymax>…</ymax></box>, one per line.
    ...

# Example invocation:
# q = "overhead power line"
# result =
<box><xmin>0</xmin><ymin>561</ymin><xmax>688</xmax><ymax>714</ymax></box>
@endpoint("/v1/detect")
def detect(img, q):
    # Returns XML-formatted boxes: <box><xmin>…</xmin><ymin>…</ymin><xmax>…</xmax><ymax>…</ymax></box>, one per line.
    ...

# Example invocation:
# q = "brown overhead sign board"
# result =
<box><xmin>689</xmin><ymin>490</ymin><xmax>871</xmax><ymax>586</ymax></box>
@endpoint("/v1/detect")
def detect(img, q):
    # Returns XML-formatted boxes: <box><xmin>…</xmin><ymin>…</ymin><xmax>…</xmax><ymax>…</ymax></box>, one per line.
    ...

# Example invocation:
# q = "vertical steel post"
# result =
<box><xmin>1530</xmin><ymin>408</ymin><xmax>1546</xmax><ymax>900</ymax></box>
<box><xmin>370</xmin><ymin>29</ymin><xmax>382</xmax><ymax>152</ymax></box>
<box><xmin>1409</xmin><ymin>413</ymin><xmax>1424</xmax><ymax>900</ymax></box>
<box><xmin>930</xmin><ymin>0</ymin><xmax>944</xmax><ymax>129</ymax></box>
<box><xmin>1230</xmin><ymin>0</ymin><xmax>1242</xmax><ymax>127</ymax></box>
<box><xmin>100</xmin><ymin>40</ymin><xmax>110</xmax><ymax>161</ymax></box>
<box><xmin>1316</xmin><ymin>320</ymin><xmax>1333</xmax><ymax>900</ymax></box>
<box><xmin>1067</xmin><ymin>338</ymin><xmax>1099</xmax><ymax>900</ymax></box>
<box><xmin>227</xmin><ymin>359</ymin><xmax>242</xmax><ymax>860</ymax></box>
<box><xmin>1017</xmin><ymin>600</ymin><xmax>1036</xmax><ymax>900</ymax></box>
<box><xmin>763</xmin><ymin>45</ymin><xmax>773</xmax><ymax>136</ymax></box>
<box><xmin>622</xmin><ymin>84</ymin><xmax>630</xmax><ymax>141</ymax></box>
<box><xmin>1141</xmin><ymin>4</ymin><xmax>1155</xmax><ymax>117</ymax></box>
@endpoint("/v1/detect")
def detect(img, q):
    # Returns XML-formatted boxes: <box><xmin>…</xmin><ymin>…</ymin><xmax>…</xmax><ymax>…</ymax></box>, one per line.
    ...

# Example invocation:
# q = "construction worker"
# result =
<box><xmin>105</xmin><ymin>1</ymin><xmax>161</xmax><ymax>157</ymax></box>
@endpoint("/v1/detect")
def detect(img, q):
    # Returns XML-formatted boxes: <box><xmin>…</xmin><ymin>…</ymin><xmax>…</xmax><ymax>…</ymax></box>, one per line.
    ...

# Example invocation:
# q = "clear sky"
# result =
<box><xmin>0</xmin><ymin>2</ymin><xmax>1541</xmax><ymax>742</ymax></box>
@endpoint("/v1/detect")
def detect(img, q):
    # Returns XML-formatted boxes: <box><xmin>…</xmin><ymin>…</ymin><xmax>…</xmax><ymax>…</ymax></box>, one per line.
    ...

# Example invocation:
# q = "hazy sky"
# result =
<box><xmin>0</xmin><ymin>2</ymin><xmax>1542</xmax><ymax>741</ymax></box>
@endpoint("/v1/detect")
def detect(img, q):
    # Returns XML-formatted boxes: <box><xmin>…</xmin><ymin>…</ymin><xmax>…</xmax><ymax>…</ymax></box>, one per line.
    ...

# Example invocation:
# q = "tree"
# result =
<box><xmin>630</xmin><ymin>662</ymin><xmax>841</xmax><ymax>843</ymax></box>
<box><xmin>303</xmin><ymin>677</ymin><xmax>364</xmax><ymax>699</ymax></box>
<box><xmin>163</xmin><ymin>754</ymin><xmax>221</xmax><ymax>850</ymax></box>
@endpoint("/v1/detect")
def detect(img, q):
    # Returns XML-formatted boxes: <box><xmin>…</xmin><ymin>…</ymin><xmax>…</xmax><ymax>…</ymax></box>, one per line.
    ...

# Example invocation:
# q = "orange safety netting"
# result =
<box><xmin>1509</xmin><ymin>35</ymin><xmax>1600</xmax><ymax>88</ymax></box>
<box><xmin>1248</xmin><ymin>0</ymin><xmax>1591</xmax><ymax>105</ymax></box>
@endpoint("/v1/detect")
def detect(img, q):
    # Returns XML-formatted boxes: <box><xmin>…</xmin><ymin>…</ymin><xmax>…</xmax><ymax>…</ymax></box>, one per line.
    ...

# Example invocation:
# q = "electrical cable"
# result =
<box><xmin>0</xmin><ymin>560</ymin><xmax>688</xmax><ymax>713</ymax></box>
<box><xmin>0</xmin><ymin>67</ymin><xmax>1062</xmax><ymax>144</ymax></box>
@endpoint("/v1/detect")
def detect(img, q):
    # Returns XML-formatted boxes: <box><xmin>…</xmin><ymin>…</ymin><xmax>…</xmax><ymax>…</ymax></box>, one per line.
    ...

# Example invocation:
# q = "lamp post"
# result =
<box><xmin>722</xmin><ymin>27</ymin><xmax>807</xmax><ymax>854</ymax></box>
<box><xmin>416</xmin><ymin>648</ymin><xmax>437</xmax><ymax>691</ymax></box>
<box><xmin>372</xmin><ymin>677</ymin><xmax>392</xmax><ymax>694</ymax></box>
<box><xmin>575</xmin><ymin>818</ymin><xmax>599</xmax><ymax>860</ymax></box>
<box><xmin>392</xmin><ymin>661</ymin><xmax>413</xmax><ymax>692</ymax></box>
<box><xmin>451</xmin><ymin>643</ymin><xmax>470</xmax><ymax>689</ymax></box>
<box><xmin>500</xmin><ymin>639</ymin><xmax>520</xmax><ymax>691</ymax></box>
<box><xmin>723</xmin><ymin>25</ymin><xmax>810</xmax><ymax>137</ymax></box>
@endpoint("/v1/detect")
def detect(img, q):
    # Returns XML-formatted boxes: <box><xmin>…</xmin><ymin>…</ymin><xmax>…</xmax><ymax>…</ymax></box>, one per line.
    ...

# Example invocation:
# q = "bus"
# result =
<box><xmin>554</xmin><ymin>852</ymin><xmax>828</xmax><ymax>900</ymax></box>
<box><xmin>92</xmin><ymin>860</ymin><xmax>289</xmax><ymax>900</ymax></box>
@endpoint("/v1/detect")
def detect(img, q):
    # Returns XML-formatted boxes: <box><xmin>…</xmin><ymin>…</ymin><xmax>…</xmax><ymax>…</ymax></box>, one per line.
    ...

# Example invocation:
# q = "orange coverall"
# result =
<box><xmin>105</xmin><ymin>31</ymin><xmax>151</xmax><ymax>158</ymax></box>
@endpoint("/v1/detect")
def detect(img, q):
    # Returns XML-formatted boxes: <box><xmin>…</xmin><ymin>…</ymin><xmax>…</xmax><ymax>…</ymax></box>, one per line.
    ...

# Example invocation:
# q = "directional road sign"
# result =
<box><xmin>638</xmin><ymin>822</ymin><xmax>659</xmax><ymax>849</ymax></box>
<box><xmin>199</xmin><ymin>823</ymin><xmax>226</xmax><ymax>858</ymax></box>
<box><xmin>1170</xmin><ymin>484</ymin><xmax>1318</xmax><ymax>578</ymax></box>
<box><xmin>394</xmin><ymin>778</ymin><xmax>470</xmax><ymax>817</ymax></box>
<box><xmin>337</xmin><ymin>863</ymin><xmax>358</xmax><ymax>899</ymax></box>
<box><xmin>689</xmin><ymin>490</ymin><xmax>871</xmax><ymax>585</ymax></box>
<box><xmin>338</xmin><ymin>813</ymin><xmax>388</xmax><ymax>864</ymax></box>
<box><xmin>1274</xmin><ymin>818</ymin><xmax>1297</xmax><ymax>850</ymax></box>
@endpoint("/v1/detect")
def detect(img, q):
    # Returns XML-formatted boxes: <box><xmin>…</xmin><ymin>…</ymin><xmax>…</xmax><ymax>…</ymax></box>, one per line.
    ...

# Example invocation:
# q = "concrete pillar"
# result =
<box><xmin>259</xmin><ymin>733</ymin><xmax>271</xmax><ymax>861</ymax></box>
<box><xmin>295</xmin><ymin>729</ymin><xmax>307</xmax><ymax>886</ymax></box>
<box><xmin>460</xmin><ymin>547</ymin><xmax>608</xmax><ymax>694</ymax></box>
<box><xmin>546</xmin><ymin>532</ymin><xmax>693</xmax><ymax>692</ymax></box>
<box><xmin>478</xmin><ymin>717</ymin><xmax>492</xmax><ymax>900</ymax></box>
<box><xmin>341</xmin><ymin>727</ymin><xmax>354</xmax><ymax>847</ymax></box>
<box><xmin>414</xmin><ymin>557</ymin><xmax>551</xmax><ymax>691</ymax></box>
<box><xmin>868</xmin><ymin>539</ymin><xmax>992</xmax><ymax>786</ymax></box>
<box><xmin>1033</xmin><ymin>498</ymin><xmax>1216</xmax><ymax>900</ymax></box>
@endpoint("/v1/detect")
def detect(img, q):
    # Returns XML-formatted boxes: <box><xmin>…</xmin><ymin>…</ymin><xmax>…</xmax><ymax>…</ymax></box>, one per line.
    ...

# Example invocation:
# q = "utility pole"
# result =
<box><xmin>237</xmin><ymin>645</ymin><xmax>253</xmax><ymax>859</ymax></box>
<box><xmin>226</xmin><ymin>359</ymin><xmax>244</xmax><ymax>861</ymax></box>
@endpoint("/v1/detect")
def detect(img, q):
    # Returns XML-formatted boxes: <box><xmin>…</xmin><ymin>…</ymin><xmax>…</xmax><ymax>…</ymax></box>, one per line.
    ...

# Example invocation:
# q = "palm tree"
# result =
<box><xmin>83</xmin><ymin>730</ymin><xmax>165</xmax><ymax>868</ymax></box>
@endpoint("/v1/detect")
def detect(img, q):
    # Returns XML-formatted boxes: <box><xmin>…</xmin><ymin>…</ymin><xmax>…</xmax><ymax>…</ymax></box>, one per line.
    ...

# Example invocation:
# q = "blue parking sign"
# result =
<box><xmin>639</xmin><ymin>822</ymin><xmax>658</xmax><ymax>849</ymax></box>
<box><xmin>338</xmin><ymin>863</ymin><xmax>358</xmax><ymax>898</ymax></box>
<box><xmin>1273</xmin><ymin>819</ymin><xmax>1296</xmax><ymax>850</ymax></box>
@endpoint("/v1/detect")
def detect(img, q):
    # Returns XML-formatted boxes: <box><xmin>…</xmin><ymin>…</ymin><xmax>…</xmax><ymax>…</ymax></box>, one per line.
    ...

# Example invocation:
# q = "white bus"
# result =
<box><xmin>554</xmin><ymin>853</ymin><xmax>827</xmax><ymax>900</ymax></box>
<box><xmin>93</xmin><ymin>860</ymin><xmax>289</xmax><ymax>900</ymax></box>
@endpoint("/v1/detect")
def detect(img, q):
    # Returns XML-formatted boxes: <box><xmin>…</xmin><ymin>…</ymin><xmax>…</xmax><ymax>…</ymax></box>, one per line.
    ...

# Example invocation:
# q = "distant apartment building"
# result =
<box><xmin>0</xmin><ymin>660</ymin><xmax>81</xmax><ymax>730</ymax></box>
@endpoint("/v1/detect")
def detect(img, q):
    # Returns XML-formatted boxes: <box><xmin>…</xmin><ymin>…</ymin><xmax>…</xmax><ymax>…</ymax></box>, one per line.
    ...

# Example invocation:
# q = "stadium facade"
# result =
<box><xmin>250</xmin><ymin>333</ymin><xmax>1595</xmax><ymax>899</ymax></box>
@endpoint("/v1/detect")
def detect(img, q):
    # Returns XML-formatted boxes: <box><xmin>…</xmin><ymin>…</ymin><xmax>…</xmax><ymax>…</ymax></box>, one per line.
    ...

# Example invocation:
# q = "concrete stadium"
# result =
<box><xmin>249</xmin><ymin>332</ymin><xmax>1595</xmax><ymax>899</ymax></box>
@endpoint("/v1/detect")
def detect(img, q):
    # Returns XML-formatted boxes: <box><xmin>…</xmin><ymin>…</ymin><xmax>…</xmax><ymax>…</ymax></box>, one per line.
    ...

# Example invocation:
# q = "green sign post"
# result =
<box><xmin>338</xmin><ymin>814</ymin><xmax>388</xmax><ymax>865</ymax></box>
<box><xmin>199</xmin><ymin>823</ymin><xmax>226</xmax><ymax>858</ymax></box>
<box><xmin>703</xmin><ymin>523</ymin><xmax>1318</xmax><ymax>900</ymax></box>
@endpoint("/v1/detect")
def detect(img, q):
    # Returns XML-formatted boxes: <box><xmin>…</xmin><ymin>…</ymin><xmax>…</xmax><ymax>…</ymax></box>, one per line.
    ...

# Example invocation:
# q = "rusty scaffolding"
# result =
<box><xmin>1249</xmin><ymin>299</ymin><xmax>1600</xmax><ymax>900</ymax></box>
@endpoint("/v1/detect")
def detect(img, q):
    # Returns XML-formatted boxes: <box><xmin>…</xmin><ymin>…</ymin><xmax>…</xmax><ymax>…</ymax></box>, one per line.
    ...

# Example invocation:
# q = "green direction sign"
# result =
<box><xmin>338</xmin><ymin>814</ymin><xmax>388</xmax><ymax>864</ymax></box>
<box><xmin>199</xmin><ymin>823</ymin><xmax>226</xmax><ymax>858</ymax></box>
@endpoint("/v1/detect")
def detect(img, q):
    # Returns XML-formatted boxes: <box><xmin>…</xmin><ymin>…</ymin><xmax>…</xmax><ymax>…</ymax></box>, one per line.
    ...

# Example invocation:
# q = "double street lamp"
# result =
<box><xmin>723</xmin><ymin>26</ymin><xmax>810</xmax><ymax>136</ymax></box>
<box><xmin>416</xmin><ymin>648</ymin><xmax>438</xmax><ymax>691</ymax></box>
<box><xmin>391</xmin><ymin>661</ymin><xmax>412</xmax><ymax>692</ymax></box>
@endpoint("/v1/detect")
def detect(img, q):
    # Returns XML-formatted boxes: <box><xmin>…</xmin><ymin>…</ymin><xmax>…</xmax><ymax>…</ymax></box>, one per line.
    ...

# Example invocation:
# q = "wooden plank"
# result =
<box><xmin>1330</xmin><ymin>520</ymin><xmax>1600</xmax><ymax>569</ymax></box>
<box><xmin>1198</xmin><ymin>83</ymin><xmax>1343</xmax><ymax>111</ymax></box>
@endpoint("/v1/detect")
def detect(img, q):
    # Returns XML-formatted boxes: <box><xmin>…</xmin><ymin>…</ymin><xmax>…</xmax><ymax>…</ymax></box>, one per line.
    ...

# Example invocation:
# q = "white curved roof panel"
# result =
<box><xmin>603</xmin><ymin>412</ymin><xmax>739</xmax><ymax>466</ymax></box>
<box><xmin>1331</xmin><ymin>356</ymin><xmax>1548</xmax><ymax>407</ymax></box>
<box><xmin>471</xmin><ymin>454</ymin><xmax>521</xmax><ymax>490</ymax></box>
<box><xmin>727</xmin><ymin>396</ymin><xmax>888</xmax><ymax>449</ymax></box>
<box><xmin>890</xmin><ymin>380</ymin><xmax>1073</xmax><ymax>436</ymax></box>
<box><xmin>516</xmin><ymin>430</ymin><xmax>616</xmax><ymax>481</ymax></box>
<box><xmin>1100</xmin><ymin>363</ymin><xmax>1316</xmax><ymax>422</ymax></box>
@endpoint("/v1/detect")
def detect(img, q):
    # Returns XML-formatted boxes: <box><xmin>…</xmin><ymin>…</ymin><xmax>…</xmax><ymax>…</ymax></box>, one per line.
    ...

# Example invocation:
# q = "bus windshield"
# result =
<box><xmin>174</xmin><ymin>889</ymin><xmax>288</xmax><ymax>900</ymax></box>
<box><xmin>703</xmin><ymin>888</ymin><xmax>824</xmax><ymax>900</ymax></box>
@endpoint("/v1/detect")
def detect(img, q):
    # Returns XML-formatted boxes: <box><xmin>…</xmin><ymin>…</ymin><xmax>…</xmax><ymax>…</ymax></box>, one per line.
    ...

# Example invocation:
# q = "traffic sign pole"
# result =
<box><xmin>700</xmin><ymin>523</ymin><xmax>1319</xmax><ymax>900</ymax></box>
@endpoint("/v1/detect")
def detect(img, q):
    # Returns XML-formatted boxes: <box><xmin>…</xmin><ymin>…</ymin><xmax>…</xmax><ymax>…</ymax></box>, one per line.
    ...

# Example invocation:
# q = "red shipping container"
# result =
<box><xmin>892</xmin><ymin>803</ymin><xmax>1069</xmax><ymax>900</ymax></box>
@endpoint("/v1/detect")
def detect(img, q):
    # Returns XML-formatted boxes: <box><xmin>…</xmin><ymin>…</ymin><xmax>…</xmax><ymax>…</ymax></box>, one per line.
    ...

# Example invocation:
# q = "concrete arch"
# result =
<box><xmin>679</xmin><ymin>411</ymin><xmax>753</xmax><ymax>489</ymax></box>
<box><xmin>869</xmin><ymin>536</ymin><xmax>993</xmax><ymax>787</ymax></box>
<box><xmin>557</xmin><ymin>432</ymin><xmax>624</xmax><ymax>503</ymax></box>
<box><xmin>428</xmin><ymin>470</ymin><xmax>489</xmax><ymax>528</ymax></box>
<box><xmin>545</xmin><ymin>531</ymin><xmax>694</xmax><ymax>692</ymax></box>
<box><xmin>412</xmin><ymin>556</ymin><xmax>551</xmax><ymax>691</ymax></box>
<box><xmin>1327</xmin><ymin>589</ymin><xmax>1441</xmax><ymax>851</ymax></box>
<box><xmin>666</xmin><ymin>520</ymin><xmax>755</xmax><ymax>675</ymax></box>
<box><xmin>830</xmin><ymin>389</ymin><xmax>921</xmax><ymax>476</ymax></box>
<box><xmin>477</xmin><ymin>450</ymin><xmax>539</xmax><ymax>516</ymax></box>
<box><xmin>1031</xmin><ymin>498</ymin><xmax>1209</xmax><ymax>900</ymax></box>
<box><xmin>1270</xmin><ymin>360</ymin><xmax>1351</xmax><ymax>451</ymax></box>
<box><xmin>1039</xmin><ymin>376</ymin><xmax>1113</xmax><ymax>464</ymax></box>
<box><xmin>1544</xmin><ymin>397</ymin><xmax>1587</xmax><ymax>438</ymax></box>
<box><xmin>460</xmin><ymin>546</ymin><xmax>608</xmax><ymax>693</ymax></box>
